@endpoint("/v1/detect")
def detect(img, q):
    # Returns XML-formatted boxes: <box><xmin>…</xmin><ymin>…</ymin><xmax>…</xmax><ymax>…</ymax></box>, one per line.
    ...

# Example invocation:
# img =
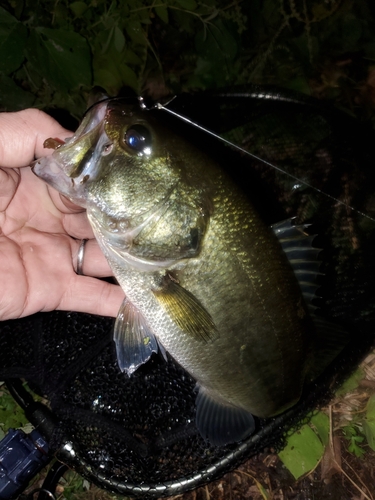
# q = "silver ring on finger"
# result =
<box><xmin>76</xmin><ymin>239</ymin><xmax>88</xmax><ymax>275</ymax></box>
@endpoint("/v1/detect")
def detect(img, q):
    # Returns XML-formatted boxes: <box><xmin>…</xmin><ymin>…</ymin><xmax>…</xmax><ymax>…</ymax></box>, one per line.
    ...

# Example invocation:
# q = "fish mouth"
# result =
<box><xmin>32</xmin><ymin>156</ymin><xmax>88</xmax><ymax>206</ymax></box>
<box><xmin>32</xmin><ymin>101</ymin><xmax>111</xmax><ymax>207</ymax></box>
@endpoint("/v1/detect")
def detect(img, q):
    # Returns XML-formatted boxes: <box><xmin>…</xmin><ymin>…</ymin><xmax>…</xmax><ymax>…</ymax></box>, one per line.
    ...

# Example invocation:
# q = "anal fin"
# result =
<box><xmin>196</xmin><ymin>387</ymin><xmax>255</xmax><ymax>446</ymax></box>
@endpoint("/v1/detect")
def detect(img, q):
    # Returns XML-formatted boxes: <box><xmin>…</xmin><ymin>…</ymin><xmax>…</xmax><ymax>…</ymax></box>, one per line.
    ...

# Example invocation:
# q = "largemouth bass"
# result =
<box><xmin>33</xmin><ymin>97</ymin><xmax>323</xmax><ymax>446</ymax></box>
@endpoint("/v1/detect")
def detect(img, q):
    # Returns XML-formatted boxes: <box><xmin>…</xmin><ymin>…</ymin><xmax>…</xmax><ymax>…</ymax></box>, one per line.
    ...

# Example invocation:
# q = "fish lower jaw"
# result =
<box><xmin>32</xmin><ymin>159</ymin><xmax>87</xmax><ymax>206</ymax></box>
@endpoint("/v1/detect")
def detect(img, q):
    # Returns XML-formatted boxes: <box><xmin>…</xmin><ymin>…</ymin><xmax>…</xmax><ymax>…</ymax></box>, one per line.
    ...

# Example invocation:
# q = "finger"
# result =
<box><xmin>0</xmin><ymin>109</ymin><xmax>72</xmax><ymax>168</ymax></box>
<box><xmin>73</xmin><ymin>238</ymin><xmax>113</xmax><ymax>277</ymax></box>
<box><xmin>0</xmin><ymin>168</ymin><xmax>20</xmax><ymax>211</ymax></box>
<box><xmin>43</xmin><ymin>185</ymin><xmax>86</xmax><ymax>214</ymax></box>
<box><xmin>59</xmin><ymin>194</ymin><xmax>86</xmax><ymax>213</ymax></box>
<box><xmin>59</xmin><ymin>276</ymin><xmax>125</xmax><ymax>318</ymax></box>
<box><xmin>63</xmin><ymin>212</ymin><xmax>95</xmax><ymax>239</ymax></box>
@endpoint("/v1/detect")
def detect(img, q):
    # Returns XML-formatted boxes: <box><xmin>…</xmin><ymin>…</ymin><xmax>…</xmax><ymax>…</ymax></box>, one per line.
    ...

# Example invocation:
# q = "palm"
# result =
<box><xmin>0</xmin><ymin>109</ymin><xmax>124</xmax><ymax>321</ymax></box>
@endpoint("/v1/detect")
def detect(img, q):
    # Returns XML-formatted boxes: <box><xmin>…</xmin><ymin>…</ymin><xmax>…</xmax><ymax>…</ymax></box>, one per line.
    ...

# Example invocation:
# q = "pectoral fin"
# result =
<box><xmin>152</xmin><ymin>276</ymin><xmax>217</xmax><ymax>342</ymax></box>
<box><xmin>196</xmin><ymin>388</ymin><xmax>255</xmax><ymax>446</ymax></box>
<box><xmin>114</xmin><ymin>298</ymin><xmax>159</xmax><ymax>376</ymax></box>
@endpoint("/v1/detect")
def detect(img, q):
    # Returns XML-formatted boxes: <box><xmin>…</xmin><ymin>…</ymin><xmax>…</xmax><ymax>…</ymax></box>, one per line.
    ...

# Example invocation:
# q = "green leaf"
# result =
<box><xmin>310</xmin><ymin>412</ymin><xmax>330</xmax><ymax>447</ymax></box>
<box><xmin>26</xmin><ymin>27</ymin><xmax>92</xmax><ymax>91</ymax></box>
<box><xmin>114</xmin><ymin>26</ymin><xmax>126</xmax><ymax>52</ymax></box>
<box><xmin>125</xmin><ymin>20</ymin><xmax>146</xmax><ymax>45</ymax></box>
<box><xmin>336</xmin><ymin>368</ymin><xmax>364</xmax><ymax>396</ymax></box>
<box><xmin>175</xmin><ymin>0</ymin><xmax>197</xmax><ymax>11</ymax></box>
<box><xmin>284</xmin><ymin>76</ymin><xmax>312</xmax><ymax>96</ymax></box>
<box><xmin>343</xmin><ymin>425</ymin><xmax>366</xmax><ymax>458</ymax></box>
<box><xmin>195</xmin><ymin>19</ymin><xmax>237</xmax><ymax>62</ymax></box>
<box><xmin>348</xmin><ymin>440</ymin><xmax>366</xmax><ymax>458</ymax></box>
<box><xmin>155</xmin><ymin>6</ymin><xmax>169</xmax><ymax>24</ymax></box>
<box><xmin>363</xmin><ymin>394</ymin><xmax>375</xmax><ymax>452</ymax></box>
<box><xmin>278</xmin><ymin>423</ymin><xmax>325</xmax><ymax>479</ymax></box>
<box><xmin>139</xmin><ymin>16</ymin><xmax>152</xmax><ymax>25</ymax></box>
<box><xmin>0</xmin><ymin>392</ymin><xmax>29</xmax><ymax>431</ymax></box>
<box><xmin>69</xmin><ymin>2</ymin><xmax>89</xmax><ymax>18</ymax></box>
<box><xmin>119</xmin><ymin>63</ymin><xmax>140</xmax><ymax>92</ymax></box>
<box><xmin>53</xmin><ymin>4</ymin><xmax>71</xmax><ymax>25</ymax></box>
<box><xmin>0</xmin><ymin>6</ymin><xmax>20</xmax><ymax>26</ymax></box>
<box><xmin>93</xmin><ymin>67</ymin><xmax>122</xmax><ymax>95</ymax></box>
<box><xmin>0</xmin><ymin>6</ymin><xmax>28</xmax><ymax>74</ymax></box>
<box><xmin>123</xmin><ymin>48</ymin><xmax>142</xmax><ymax>65</ymax></box>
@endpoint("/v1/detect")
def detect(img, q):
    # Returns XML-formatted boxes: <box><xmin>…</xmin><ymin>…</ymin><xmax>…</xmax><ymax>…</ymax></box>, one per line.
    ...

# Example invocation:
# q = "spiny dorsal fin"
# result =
<box><xmin>152</xmin><ymin>275</ymin><xmax>218</xmax><ymax>342</ymax></box>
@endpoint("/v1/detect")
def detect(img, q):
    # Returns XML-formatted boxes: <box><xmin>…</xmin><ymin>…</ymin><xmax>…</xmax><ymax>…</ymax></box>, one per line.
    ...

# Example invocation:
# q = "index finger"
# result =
<box><xmin>0</xmin><ymin>109</ymin><xmax>72</xmax><ymax>167</ymax></box>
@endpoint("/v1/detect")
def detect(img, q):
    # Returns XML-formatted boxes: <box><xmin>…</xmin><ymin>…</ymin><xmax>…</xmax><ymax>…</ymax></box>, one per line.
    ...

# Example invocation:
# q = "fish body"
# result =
<box><xmin>33</xmin><ymin>98</ymin><xmax>316</xmax><ymax>445</ymax></box>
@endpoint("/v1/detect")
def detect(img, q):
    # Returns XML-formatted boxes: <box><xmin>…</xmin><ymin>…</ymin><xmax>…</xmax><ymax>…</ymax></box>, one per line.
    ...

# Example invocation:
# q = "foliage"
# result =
<box><xmin>0</xmin><ymin>0</ymin><xmax>374</xmax><ymax>118</ymax></box>
<box><xmin>342</xmin><ymin>424</ymin><xmax>366</xmax><ymax>458</ymax></box>
<box><xmin>0</xmin><ymin>382</ymin><xmax>29</xmax><ymax>435</ymax></box>
<box><xmin>336</xmin><ymin>367</ymin><xmax>365</xmax><ymax>396</ymax></box>
<box><xmin>278</xmin><ymin>412</ymin><xmax>329</xmax><ymax>479</ymax></box>
<box><xmin>278</xmin><ymin>366</ymin><xmax>375</xmax><ymax>479</ymax></box>
<box><xmin>362</xmin><ymin>394</ymin><xmax>375</xmax><ymax>452</ymax></box>
<box><xmin>0</xmin><ymin>0</ymin><xmax>245</xmax><ymax>116</ymax></box>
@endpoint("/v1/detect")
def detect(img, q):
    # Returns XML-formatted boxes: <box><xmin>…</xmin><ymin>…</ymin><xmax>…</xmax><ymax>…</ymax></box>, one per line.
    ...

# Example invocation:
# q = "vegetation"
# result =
<box><xmin>0</xmin><ymin>0</ymin><xmax>375</xmax><ymax>121</ymax></box>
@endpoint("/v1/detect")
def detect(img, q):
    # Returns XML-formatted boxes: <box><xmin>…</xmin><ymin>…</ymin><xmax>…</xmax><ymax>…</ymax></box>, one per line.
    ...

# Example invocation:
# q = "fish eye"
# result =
<box><xmin>124</xmin><ymin>125</ymin><xmax>152</xmax><ymax>155</ymax></box>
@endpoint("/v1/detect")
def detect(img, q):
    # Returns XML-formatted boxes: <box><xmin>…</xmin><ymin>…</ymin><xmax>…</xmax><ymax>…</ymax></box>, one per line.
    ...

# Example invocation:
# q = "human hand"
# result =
<box><xmin>0</xmin><ymin>109</ymin><xmax>124</xmax><ymax>321</ymax></box>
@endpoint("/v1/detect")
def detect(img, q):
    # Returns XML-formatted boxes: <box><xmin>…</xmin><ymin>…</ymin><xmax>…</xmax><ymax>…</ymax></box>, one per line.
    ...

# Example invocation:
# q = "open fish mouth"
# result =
<box><xmin>32</xmin><ymin>101</ymin><xmax>110</xmax><ymax>206</ymax></box>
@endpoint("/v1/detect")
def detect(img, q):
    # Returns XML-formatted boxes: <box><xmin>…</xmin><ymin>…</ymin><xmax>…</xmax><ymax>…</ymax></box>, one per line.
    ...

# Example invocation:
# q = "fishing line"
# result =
<box><xmin>156</xmin><ymin>102</ymin><xmax>375</xmax><ymax>224</ymax></box>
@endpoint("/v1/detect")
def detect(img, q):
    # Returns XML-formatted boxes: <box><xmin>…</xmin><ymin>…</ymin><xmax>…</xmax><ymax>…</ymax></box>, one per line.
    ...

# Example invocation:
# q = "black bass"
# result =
<box><xmin>33</xmin><ymin>98</ymin><xmax>319</xmax><ymax>446</ymax></box>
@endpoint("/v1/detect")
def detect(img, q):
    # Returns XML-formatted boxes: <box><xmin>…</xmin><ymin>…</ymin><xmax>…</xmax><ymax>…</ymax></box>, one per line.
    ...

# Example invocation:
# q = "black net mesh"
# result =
<box><xmin>0</xmin><ymin>87</ymin><xmax>374</xmax><ymax>498</ymax></box>
<box><xmin>0</xmin><ymin>312</ymin><xmax>371</xmax><ymax>498</ymax></box>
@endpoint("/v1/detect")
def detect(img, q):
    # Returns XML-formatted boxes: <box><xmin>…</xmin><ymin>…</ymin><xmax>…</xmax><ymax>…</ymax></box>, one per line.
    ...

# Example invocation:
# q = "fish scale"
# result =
<box><xmin>168</xmin><ymin>178</ymin><xmax>309</xmax><ymax>409</ymax></box>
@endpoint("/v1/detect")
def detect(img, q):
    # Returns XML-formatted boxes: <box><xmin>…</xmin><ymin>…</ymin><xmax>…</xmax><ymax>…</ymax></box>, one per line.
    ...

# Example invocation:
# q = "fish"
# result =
<box><xmin>32</xmin><ymin>97</ymin><xmax>338</xmax><ymax>446</ymax></box>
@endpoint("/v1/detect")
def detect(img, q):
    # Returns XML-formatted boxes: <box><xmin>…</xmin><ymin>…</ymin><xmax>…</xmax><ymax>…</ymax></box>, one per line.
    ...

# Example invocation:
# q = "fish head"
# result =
<box><xmin>33</xmin><ymin>98</ymin><xmax>213</xmax><ymax>269</ymax></box>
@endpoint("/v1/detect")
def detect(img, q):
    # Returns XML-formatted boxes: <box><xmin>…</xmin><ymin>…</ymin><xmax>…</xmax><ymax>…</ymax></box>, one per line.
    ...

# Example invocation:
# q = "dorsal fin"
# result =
<box><xmin>272</xmin><ymin>218</ymin><xmax>322</xmax><ymax>312</ymax></box>
<box><xmin>272</xmin><ymin>218</ymin><xmax>349</xmax><ymax>375</ymax></box>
